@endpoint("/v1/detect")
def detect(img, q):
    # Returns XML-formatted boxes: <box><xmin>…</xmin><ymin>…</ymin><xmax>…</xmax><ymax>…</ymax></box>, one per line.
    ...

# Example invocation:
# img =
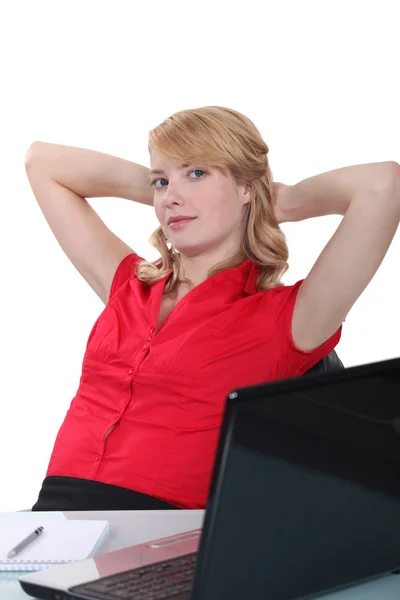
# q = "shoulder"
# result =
<box><xmin>263</xmin><ymin>279</ymin><xmax>342</xmax><ymax>377</ymax></box>
<box><xmin>109</xmin><ymin>252</ymin><xmax>143</xmax><ymax>301</ymax></box>
<box><xmin>266</xmin><ymin>279</ymin><xmax>304</xmax><ymax>317</ymax></box>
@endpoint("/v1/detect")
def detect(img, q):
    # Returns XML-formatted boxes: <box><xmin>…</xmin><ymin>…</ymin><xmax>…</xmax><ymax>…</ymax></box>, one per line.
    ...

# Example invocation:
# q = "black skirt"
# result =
<box><xmin>31</xmin><ymin>476</ymin><xmax>181</xmax><ymax>511</ymax></box>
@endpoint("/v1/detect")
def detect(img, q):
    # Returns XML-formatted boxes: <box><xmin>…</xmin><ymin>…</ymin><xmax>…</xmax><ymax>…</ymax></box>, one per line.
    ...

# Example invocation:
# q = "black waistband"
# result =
<box><xmin>31</xmin><ymin>476</ymin><xmax>181</xmax><ymax>511</ymax></box>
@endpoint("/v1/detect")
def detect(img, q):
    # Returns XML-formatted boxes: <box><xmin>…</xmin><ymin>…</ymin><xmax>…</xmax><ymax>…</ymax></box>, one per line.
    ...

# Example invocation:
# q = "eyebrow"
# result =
<box><xmin>149</xmin><ymin>163</ymin><xmax>191</xmax><ymax>178</ymax></box>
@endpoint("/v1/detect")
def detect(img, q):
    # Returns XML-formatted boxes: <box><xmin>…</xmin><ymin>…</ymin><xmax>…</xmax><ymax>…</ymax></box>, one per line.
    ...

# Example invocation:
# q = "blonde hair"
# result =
<box><xmin>136</xmin><ymin>106</ymin><xmax>289</xmax><ymax>293</ymax></box>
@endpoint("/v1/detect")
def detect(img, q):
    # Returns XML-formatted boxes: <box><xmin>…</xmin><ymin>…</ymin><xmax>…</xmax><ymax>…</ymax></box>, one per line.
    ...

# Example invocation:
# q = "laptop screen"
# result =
<box><xmin>192</xmin><ymin>358</ymin><xmax>400</xmax><ymax>600</ymax></box>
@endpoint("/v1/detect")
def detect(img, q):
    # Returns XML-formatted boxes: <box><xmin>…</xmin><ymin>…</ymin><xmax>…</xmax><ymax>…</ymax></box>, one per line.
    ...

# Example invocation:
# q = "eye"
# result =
<box><xmin>151</xmin><ymin>178</ymin><xmax>168</xmax><ymax>188</ymax></box>
<box><xmin>189</xmin><ymin>169</ymin><xmax>206</xmax><ymax>179</ymax></box>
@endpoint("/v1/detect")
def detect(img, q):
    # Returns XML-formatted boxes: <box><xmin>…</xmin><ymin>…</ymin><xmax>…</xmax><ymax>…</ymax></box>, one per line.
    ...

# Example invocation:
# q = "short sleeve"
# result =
<box><xmin>108</xmin><ymin>252</ymin><xmax>143</xmax><ymax>301</ymax></box>
<box><xmin>270</xmin><ymin>279</ymin><xmax>343</xmax><ymax>379</ymax></box>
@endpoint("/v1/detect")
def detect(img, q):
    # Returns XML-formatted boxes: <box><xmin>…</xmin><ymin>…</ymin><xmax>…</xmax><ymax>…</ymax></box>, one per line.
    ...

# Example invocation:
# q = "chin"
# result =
<box><xmin>171</xmin><ymin>241</ymin><xmax>203</xmax><ymax>257</ymax></box>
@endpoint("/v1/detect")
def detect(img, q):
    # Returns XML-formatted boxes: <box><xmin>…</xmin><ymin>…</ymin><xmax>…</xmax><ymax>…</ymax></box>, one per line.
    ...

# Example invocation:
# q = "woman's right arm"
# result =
<box><xmin>25</xmin><ymin>142</ymin><xmax>153</xmax><ymax>304</ymax></box>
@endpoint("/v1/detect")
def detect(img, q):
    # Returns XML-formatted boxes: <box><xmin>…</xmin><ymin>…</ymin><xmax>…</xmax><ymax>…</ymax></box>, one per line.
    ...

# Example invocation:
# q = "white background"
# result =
<box><xmin>0</xmin><ymin>0</ymin><xmax>399</xmax><ymax>511</ymax></box>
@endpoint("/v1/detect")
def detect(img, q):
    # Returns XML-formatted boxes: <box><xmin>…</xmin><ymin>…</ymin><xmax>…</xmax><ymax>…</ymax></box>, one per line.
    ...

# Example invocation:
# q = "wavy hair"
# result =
<box><xmin>136</xmin><ymin>106</ymin><xmax>289</xmax><ymax>293</ymax></box>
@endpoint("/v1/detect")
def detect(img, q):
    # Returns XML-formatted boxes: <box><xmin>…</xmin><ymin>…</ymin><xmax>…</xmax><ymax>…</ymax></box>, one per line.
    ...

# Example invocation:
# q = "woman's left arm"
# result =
<box><xmin>276</xmin><ymin>161</ymin><xmax>400</xmax><ymax>352</ymax></box>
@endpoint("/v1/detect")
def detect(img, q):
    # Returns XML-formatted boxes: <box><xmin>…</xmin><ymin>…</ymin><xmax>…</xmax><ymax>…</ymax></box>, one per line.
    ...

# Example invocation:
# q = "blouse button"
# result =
<box><xmin>149</xmin><ymin>328</ymin><xmax>155</xmax><ymax>334</ymax></box>
<box><xmin>128</xmin><ymin>369</ymin><xmax>133</xmax><ymax>374</ymax></box>
<box><xmin>95</xmin><ymin>456</ymin><xmax>100</xmax><ymax>461</ymax></box>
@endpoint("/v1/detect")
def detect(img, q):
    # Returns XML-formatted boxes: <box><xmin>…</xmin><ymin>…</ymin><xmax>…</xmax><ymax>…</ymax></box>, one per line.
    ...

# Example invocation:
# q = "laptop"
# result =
<box><xmin>20</xmin><ymin>357</ymin><xmax>400</xmax><ymax>600</ymax></box>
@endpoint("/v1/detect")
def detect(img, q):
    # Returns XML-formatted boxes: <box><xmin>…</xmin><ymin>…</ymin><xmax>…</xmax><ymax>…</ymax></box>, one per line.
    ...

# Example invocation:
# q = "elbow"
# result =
<box><xmin>25</xmin><ymin>141</ymin><xmax>49</xmax><ymax>172</ymax></box>
<box><xmin>384</xmin><ymin>161</ymin><xmax>400</xmax><ymax>199</ymax></box>
<box><xmin>369</xmin><ymin>161</ymin><xmax>400</xmax><ymax>197</ymax></box>
<box><xmin>390</xmin><ymin>161</ymin><xmax>400</xmax><ymax>181</ymax></box>
<box><xmin>390</xmin><ymin>161</ymin><xmax>400</xmax><ymax>212</ymax></box>
<box><xmin>377</xmin><ymin>162</ymin><xmax>400</xmax><ymax>216</ymax></box>
<box><xmin>383</xmin><ymin>161</ymin><xmax>400</xmax><ymax>189</ymax></box>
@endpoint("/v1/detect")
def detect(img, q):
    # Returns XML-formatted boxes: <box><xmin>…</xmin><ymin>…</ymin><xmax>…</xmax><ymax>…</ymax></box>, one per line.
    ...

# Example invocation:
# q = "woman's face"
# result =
<box><xmin>150</xmin><ymin>149</ymin><xmax>251</xmax><ymax>258</ymax></box>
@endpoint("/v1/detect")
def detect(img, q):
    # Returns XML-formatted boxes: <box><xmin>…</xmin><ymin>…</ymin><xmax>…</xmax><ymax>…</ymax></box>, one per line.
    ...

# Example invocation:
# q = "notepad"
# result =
<box><xmin>0</xmin><ymin>520</ymin><xmax>109</xmax><ymax>571</ymax></box>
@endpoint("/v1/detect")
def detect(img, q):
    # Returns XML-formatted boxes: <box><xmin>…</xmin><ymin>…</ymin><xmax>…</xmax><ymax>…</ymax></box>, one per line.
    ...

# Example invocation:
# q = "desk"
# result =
<box><xmin>1</xmin><ymin>510</ymin><xmax>399</xmax><ymax>600</ymax></box>
<box><xmin>0</xmin><ymin>510</ymin><xmax>203</xmax><ymax>600</ymax></box>
<box><xmin>65</xmin><ymin>509</ymin><xmax>205</xmax><ymax>553</ymax></box>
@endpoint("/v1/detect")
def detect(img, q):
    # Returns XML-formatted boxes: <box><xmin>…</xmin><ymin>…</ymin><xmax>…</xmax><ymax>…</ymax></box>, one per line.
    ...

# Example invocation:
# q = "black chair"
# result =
<box><xmin>304</xmin><ymin>349</ymin><xmax>344</xmax><ymax>375</ymax></box>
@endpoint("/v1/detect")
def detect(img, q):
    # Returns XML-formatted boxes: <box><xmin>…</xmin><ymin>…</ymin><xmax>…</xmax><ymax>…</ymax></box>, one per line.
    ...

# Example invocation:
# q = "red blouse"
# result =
<box><xmin>46</xmin><ymin>254</ymin><xmax>342</xmax><ymax>509</ymax></box>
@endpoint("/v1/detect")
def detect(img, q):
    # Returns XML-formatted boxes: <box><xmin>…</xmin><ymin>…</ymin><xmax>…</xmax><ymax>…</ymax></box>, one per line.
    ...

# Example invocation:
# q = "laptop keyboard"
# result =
<box><xmin>69</xmin><ymin>552</ymin><xmax>197</xmax><ymax>600</ymax></box>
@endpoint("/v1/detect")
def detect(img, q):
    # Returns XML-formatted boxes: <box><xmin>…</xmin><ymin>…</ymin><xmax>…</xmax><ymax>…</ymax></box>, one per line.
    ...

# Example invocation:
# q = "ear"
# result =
<box><xmin>239</xmin><ymin>182</ymin><xmax>252</xmax><ymax>206</ymax></box>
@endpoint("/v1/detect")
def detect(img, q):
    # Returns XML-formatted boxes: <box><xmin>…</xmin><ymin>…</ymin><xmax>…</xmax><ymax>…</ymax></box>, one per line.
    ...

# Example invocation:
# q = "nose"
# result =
<box><xmin>162</xmin><ymin>180</ymin><xmax>185</xmax><ymax>208</ymax></box>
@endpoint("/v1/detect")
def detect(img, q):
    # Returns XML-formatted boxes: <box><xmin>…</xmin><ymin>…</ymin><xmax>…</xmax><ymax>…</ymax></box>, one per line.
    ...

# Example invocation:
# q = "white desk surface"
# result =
<box><xmin>1</xmin><ymin>510</ymin><xmax>399</xmax><ymax>600</ymax></box>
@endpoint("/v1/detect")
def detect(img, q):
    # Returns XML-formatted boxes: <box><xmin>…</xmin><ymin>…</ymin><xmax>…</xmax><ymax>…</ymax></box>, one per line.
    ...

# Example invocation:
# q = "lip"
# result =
<box><xmin>167</xmin><ymin>217</ymin><xmax>196</xmax><ymax>230</ymax></box>
<box><xmin>167</xmin><ymin>216</ymin><xmax>196</xmax><ymax>225</ymax></box>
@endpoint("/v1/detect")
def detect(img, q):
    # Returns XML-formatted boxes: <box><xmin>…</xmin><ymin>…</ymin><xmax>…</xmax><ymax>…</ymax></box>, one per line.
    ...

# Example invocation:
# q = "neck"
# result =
<box><xmin>177</xmin><ymin>243</ymin><xmax>242</xmax><ymax>289</ymax></box>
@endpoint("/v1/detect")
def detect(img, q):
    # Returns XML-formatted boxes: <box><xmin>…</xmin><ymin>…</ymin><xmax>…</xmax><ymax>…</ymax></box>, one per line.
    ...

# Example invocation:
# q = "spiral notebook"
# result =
<box><xmin>0</xmin><ymin>520</ymin><xmax>109</xmax><ymax>571</ymax></box>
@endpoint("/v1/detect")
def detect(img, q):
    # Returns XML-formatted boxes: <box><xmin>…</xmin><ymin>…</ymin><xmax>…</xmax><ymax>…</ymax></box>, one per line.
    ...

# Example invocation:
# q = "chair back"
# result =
<box><xmin>304</xmin><ymin>349</ymin><xmax>344</xmax><ymax>375</ymax></box>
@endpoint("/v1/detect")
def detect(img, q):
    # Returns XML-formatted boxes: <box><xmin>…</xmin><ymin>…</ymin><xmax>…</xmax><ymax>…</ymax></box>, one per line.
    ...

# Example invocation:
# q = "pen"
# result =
<box><xmin>7</xmin><ymin>526</ymin><xmax>44</xmax><ymax>558</ymax></box>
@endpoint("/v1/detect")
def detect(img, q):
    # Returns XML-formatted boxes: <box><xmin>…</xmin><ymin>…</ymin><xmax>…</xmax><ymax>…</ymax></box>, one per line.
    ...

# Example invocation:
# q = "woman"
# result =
<box><xmin>26</xmin><ymin>106</ymin><xmax>400</xmax><ymax>511</ymax></box>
